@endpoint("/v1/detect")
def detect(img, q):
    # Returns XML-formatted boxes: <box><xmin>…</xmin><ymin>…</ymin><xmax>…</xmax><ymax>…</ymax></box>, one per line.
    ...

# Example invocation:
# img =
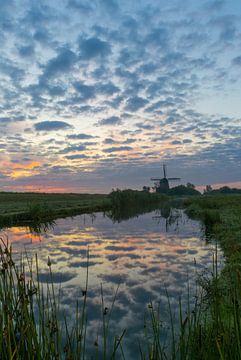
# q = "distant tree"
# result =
<box><xmin>204</xmin><ymin>185</ymin><xmax>213</xmax><ymax>193</ymax></box>
<box><xmin>142</xmin><ymin>186</ymin><xmax>150</xmax><ymax>192</ymax></box>
<box><xmin>168</xmin><ymin>185</ymin><xmax>201</xmax><ymax>196</ymax></box>
<box><xmin>186</xmin><ymin>182</ymin><xmax>195</xmax><ymax>189</ymax></box>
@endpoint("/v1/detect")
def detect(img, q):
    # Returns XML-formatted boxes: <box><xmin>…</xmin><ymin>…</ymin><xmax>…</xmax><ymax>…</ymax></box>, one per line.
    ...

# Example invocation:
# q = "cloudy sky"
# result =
<box><xmin>0</xmin><ymin>0</ymin><xmax>241</xmax><ymax>193</ymax></box>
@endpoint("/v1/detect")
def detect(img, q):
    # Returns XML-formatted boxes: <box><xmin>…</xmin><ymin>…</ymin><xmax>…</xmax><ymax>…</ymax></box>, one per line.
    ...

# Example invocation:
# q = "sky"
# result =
<box><xmin>0</xmin><ymin>0</ymin><xmax>241</xmax><ymax>193</ymax></box>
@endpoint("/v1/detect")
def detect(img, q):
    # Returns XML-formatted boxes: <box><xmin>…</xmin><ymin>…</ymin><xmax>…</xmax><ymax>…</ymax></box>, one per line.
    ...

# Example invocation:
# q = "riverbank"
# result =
<box><xmin>0</xmin><ymin>190</ymin><xmax>168</xmax><ymax>229</ymax></box>
<box><xmin>0</xmin><ymin>192</ymin><xmax>111</xmax><ymax>228</ymax></box>
<box><xmin>184</xmin><ymin>194</ymin><xmax>241</xmax><ymax>359</ymax></box>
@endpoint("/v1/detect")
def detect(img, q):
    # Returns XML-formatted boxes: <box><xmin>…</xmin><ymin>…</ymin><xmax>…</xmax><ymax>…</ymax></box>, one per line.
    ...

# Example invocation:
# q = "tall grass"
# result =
<box><xmin>108</xmin><ymin>189</ymin><xmax>168</xmax><ymax>222</ymax></box>
<box><xmin>0</xmin><ymin>238</ymin><xmax>125</xmax><ymax>359</ymax></box>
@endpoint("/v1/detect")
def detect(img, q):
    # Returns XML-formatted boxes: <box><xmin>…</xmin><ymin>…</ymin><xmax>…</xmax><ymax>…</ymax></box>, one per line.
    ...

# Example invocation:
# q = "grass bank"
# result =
<box><xmin>0</xmin><ymin>192</ymin><xmax>111</xmax><ymax>229</ymax></box>
<box><xmin>0</xmin><ymin>190</ymin><xmax>168</xmax><ymax>229</ymax></box>
<box><xmin>183</xmin><ymin>194</ymin><xmax>241</xmax><ymax>359</ymax></box>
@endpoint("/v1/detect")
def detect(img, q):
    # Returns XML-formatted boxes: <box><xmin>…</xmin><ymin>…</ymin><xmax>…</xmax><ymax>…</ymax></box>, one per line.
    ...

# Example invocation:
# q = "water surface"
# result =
<box><xmin>1</xmin><ymin>208</ymin><xmax>222</xmax><ymax>358</ymax></box>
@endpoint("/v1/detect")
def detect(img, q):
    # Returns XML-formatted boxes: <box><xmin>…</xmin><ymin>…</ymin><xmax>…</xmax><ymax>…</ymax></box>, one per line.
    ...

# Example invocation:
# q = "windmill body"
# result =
<box><xmin>151</xmin><ymin>165</ymin><xmax>180</xmax><ymax>193</ymax></box>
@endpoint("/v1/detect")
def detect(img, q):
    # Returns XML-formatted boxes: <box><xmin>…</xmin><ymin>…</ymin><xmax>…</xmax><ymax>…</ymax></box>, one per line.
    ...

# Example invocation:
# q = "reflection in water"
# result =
<box><xmin>0</xmin><ymin>209</ymin><xmax>223</xmax><ymax>358</ymax></box>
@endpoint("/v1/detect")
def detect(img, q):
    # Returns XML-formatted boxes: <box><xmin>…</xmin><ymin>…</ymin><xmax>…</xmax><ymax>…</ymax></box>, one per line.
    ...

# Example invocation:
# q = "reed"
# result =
<box><xmin>0</xmin><ymin>238</ymin><xmax>124</xmax><ymax>359</ymax></box>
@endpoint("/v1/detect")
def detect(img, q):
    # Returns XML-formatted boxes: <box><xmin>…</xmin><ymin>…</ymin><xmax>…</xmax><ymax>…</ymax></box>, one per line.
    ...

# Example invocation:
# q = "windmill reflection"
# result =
<box><xmin>152</xmin><ymin>206</ymin><xmax>181</xmax><ymax>232</ymax></box>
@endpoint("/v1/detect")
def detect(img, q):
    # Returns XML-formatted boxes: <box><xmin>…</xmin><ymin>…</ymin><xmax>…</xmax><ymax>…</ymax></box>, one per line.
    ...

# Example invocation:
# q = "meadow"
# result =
<box><xmin>0</xmin><ymin>191</ymin><xmax>241</xmax><ymax>358</ymax></box>
<box><xmin>0</xmin><ymin>192</ymin><xmax>111</xmax><ymax>228</ymax></box>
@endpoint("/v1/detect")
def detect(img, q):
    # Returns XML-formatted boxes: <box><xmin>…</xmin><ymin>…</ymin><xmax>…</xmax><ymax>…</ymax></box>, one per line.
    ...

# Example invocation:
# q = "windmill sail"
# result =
<box><xmin>150</xmin><ymin>164</ymin><xmax>181</xmax><ymax>193</ymax></box>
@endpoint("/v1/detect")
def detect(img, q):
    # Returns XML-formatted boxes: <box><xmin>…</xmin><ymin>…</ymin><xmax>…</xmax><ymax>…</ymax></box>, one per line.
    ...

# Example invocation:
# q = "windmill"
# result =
<box><xmin>151</xmin><ymin>164</ymin><xmax>180</xmax><ymax>193</ymax></box>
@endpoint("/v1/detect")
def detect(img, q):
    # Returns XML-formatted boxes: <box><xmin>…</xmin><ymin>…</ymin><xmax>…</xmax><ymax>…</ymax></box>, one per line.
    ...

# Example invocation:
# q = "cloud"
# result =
<box><xmin>97</xmin><ymin>82</ymin><xmax>120</xmax><ymax>95</ymax></box>
<box><xmin>38</xmin><ymin>272</ymin><xmax>76</xmax><ymax>283</ymax></box>
<box><xmin>135</xmin><ymin>122</ymin><xmax>154</xmax><ymax>130</ymax></box>
<box><xmin>145</xmin><ymin>28</ymin><xmax>169</xmax><ymax>48</ymax></box>
<box><xmin>67</xmin><ymin>133</ymin><xmax>95</xmax><ymax>139</ymax></box>
<box><xmin>65</xmin><ymin>154</ymin><xmax>88</xmax><ymax>160</ymax></box>
<box><xmin>60</xmin><ymin>144</ymin><xmax>86</xmax><ymax>154</ymax></box>
<box><xmin>18</xmin><ymin>45</ymin><xmax>35</xmax><ymax>57</ymax></box>
<box><xmin>79</xmin><ymin>37</ymin><xmax>111</xmax><ymax>59</ymax></box>
<box><xmin>204</xmin><ymin>0</ymin><xmax>225</xmax><ymax>11</ymax></box>
<box><xmin>101</xmin><ymin>0</ymin><xmax>119</xmax><ymax>12</ymax></box>
<box><xmin>103</xmin><ymin>146</ymin><xmax>133</xmax><ymax>153</ymax></box>
<box><xmin>232</xmin><ymin>56</ymin><xmax>241</xmax><ymax>66</ymax></box>
<box><xmin>73</xmin><ymin>82</ymin><xmax>96</xmax><ymax>100</ymax></box>
<box><xmin>98</xmin><ymin>116</ymin><xmax>121</xmax><ymax>126</ymax></box>
<box><xmin>34</xmin><ymin>121</ymin><xmax>73</xmax><ymax>131</ymax></box>
<box><xmin>67</xmin><ymin>0</ymin><xmax>93</xmax><ymax>12</ymax></box>
<box><xmin>125</xmin><ymin>97</ymin><xmax>148</xmax><ymax>111</ymax></box>
<box><xmin>40</xmin><ymin>47</ymin><xmax>76</xmax><ymax>80</ymax></box>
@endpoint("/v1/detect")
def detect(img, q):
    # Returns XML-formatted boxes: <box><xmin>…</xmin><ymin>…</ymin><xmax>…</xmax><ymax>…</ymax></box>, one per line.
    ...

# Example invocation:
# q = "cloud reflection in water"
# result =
<box><xmin>1</xmin><ymin>209</ymin><xmax>223</xmax><ymax>358</ymax></box>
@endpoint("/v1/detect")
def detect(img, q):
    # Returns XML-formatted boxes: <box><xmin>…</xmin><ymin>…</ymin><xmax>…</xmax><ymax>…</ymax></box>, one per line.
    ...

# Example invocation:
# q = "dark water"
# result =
<box><xmin>1</xmin><ymin>208</ymin><xmax>223</xmax><ymax>358</ymax></box>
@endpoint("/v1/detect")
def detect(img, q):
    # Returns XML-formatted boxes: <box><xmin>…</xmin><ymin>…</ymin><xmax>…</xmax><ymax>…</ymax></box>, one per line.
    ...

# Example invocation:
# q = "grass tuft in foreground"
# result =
<box><xmin>0</xmin><ymin>238</ymin><xmax>125</xmax><ymax>359</ymax></box>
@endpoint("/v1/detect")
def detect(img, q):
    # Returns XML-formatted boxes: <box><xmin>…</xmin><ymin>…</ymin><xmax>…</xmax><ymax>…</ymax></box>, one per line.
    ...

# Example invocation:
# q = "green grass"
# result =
<box><xmin>0</xmin><ymin>192</ymin><xmax>111</xmax><ymax>228</ymax></box>
<box><xmin>182</xmin><ymin>194</ymin><xmax>241</xmax><ymax>359</ymax></box>
<box><xmin>0</xmin><ymin>190</ymin><xmax>168</xmax><ymax>229</ymax></box>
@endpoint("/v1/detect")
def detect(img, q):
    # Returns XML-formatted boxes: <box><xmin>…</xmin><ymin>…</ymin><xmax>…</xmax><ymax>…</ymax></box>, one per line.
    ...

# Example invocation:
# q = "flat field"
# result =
<box><xmin>0</xmin><ymin>192</ymin><xmax>111</xmax><ymax>227</ymax></box>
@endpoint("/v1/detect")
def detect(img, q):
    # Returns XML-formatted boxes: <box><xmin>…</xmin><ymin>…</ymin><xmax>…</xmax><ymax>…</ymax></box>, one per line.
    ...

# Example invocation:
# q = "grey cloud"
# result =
<box><xmin>103</xmin><ymin>137</ymin><xmax>136</xmax><ymax>145</ymax></box>
<box><xmin>65</xmin><ymin>154</ymin><xmax>88</xmax><ymax>160</ymax></box>
<box><xmin>38</xmin><ymin>272</ymin><xmax>76</xmax><ymax>283</ymax></box>
<box><xmin>171</xmin><ymin>140</ymin><xmax>182</xmax><ymax>145</ymax></box>
<box><xmin>179</xmin><ymin>32</ymin><xmax>208</xmax><ymax>50</ymax></box>
<box><xmin>18</xmin><ymin>45</ymin><xmax>35</xmax><ymax>57</ymax></box>
<box><xmin>135</xmin><ymin>122</ymin><xmax>154</xmax><ymax>130</ymax></box>
<box><xmin>103</xmin><ymin>146</ymin><xmax>133</xmax><ymax>153</ymax></box>
<box><xmin>33</xmin><ymin>30</ymin><xmax>50</xmax><ymax>43</ymax></box>
<box><xmin>204</xmin><ymin>0</ymin><xmax>225</xmax><ymax>11</ymax></box>
<box><xmin>73</xmin><ymin>82</ymin><xmax>95</xmax><ymax>100</ymax></box>
<box><xmin>232</xmin><ymin>56</ymin><xmax>241</xmax><ymax>66</ymax></box>
<box><xmin>60</xmin><ymin>144</ymin><xmax>86</xmax><ymax>154</ymax></box>
<box><xmin>98</xmin><ymin>116</ymin><xmax>121</xmax><ymax>126</ymax></box>
<box><xmin>125</xmin><ymin>97</ymin><xmax>148</xmax><ymax>112</ymax></box>
<box><xmin>67</xmin><ymin>133</ymin><xmax>95</xmax><ymax>140</ymax></box>
<box><xmin>40</xmin><ymin>48</ymin><xmax>76</xmax><ymax>80</ymax></box>
<box><xmin>0</xmin><ymin>115</ymin><xmax>25</xmax><ymax>123</ymax></box>
<box><xmin>103</xmin><ymin>138</ymin><xmax>117</xmax><ymax>144</ymax></box>
<box><xmin>79</xmin><ymin>37</ymin><xmax>111</xmax><ymax>59</ymax></box>
<box><xmin>67</xmin><ymin>0</ymin><xmax>93</xmax><ymax>12</ymax></box>
<box><xmin>145</xmin><ymin>27</ymin><xmax>169</xmax><ymax>48</ymax></box>
<box><xmin>99</xmin><ymin>273</ymin><xmax>128</xmax><ymax>284</ymax></box>
<box><xmin>34</xmin><ymin>121</ymin><xmax>73</xmax><ymax>131</ymax></box>
<box><xmin>105</xmin><ymin>95</ymin><xmax>124</xmax><ymax>108</ymax></box>
<box><xmin>123</xmin><ymin>138</ymin><xmax>136</xmax><ymax>144</ymax></box>
<box><xmin>101</xmin><ymin>0</ymin><xmax>119</xmax><ymax>12</ymax></box>
<box><xmin>138</xmin><ymin>62</ymin><xmax>158</xmax><ymax>75</ymax></box>
<box><xmin>97</xmin><ymin>82</ymin><xmax>120</xmax><ymax>95</ymax></box>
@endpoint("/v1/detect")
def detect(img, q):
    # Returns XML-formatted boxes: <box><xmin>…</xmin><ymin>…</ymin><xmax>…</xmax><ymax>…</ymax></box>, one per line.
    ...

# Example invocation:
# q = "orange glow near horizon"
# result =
<box><xmin>11</xmin><ymin>162</ymin><xmax>41</xmax><ymax>178</ymax></box>
<box><xmin>196</xmin><ymin>180</ymin><xmax>241</xmax><ymax>192</ymax></box>
<box><xmin>1</xmin><ymin>161</ymin><xmax>41</xmax><ymax>179</ymax></box>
